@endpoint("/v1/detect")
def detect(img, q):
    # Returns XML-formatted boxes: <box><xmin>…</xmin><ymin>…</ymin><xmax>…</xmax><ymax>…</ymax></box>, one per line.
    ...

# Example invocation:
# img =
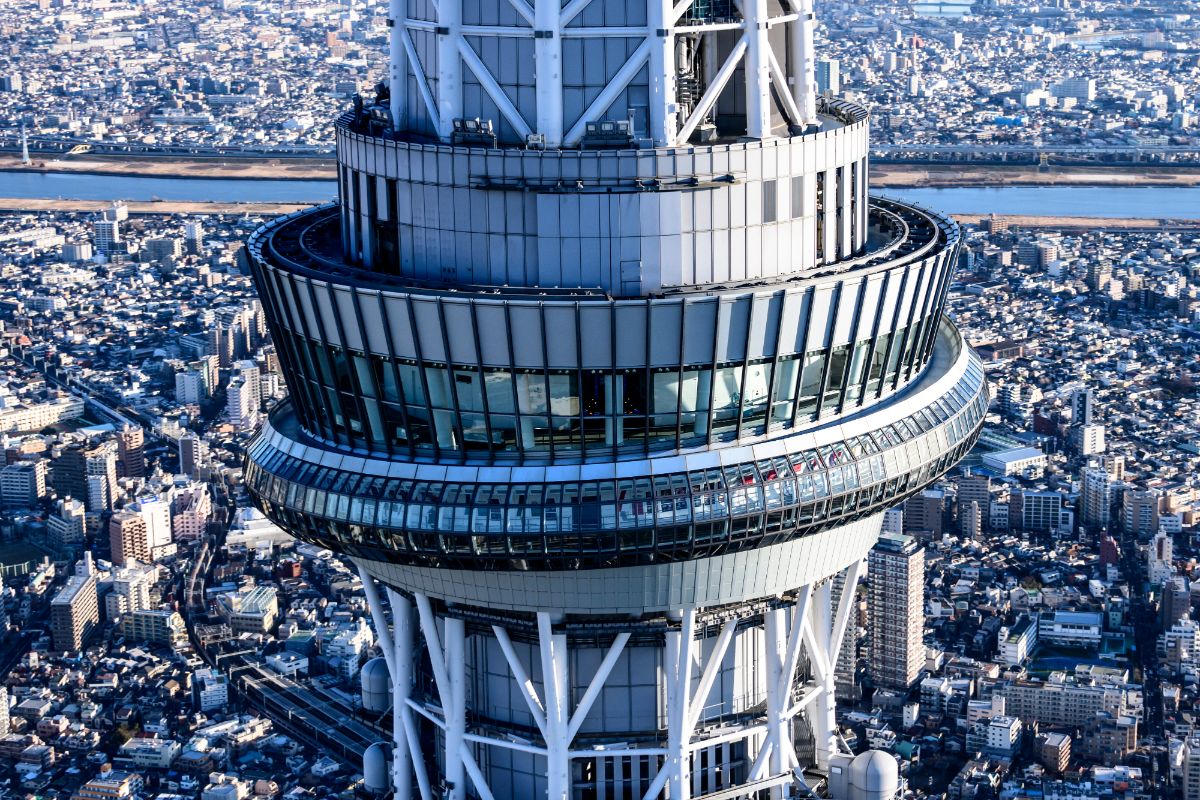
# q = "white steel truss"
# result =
<box><xmin>385</xmin><ymin>0</ymin><xmax>822</xmax><ymax>147</ymax></box>
<box><xmin>356</xmin><ymin>559</ymin><xmax>864</xmax><ymax>800</ymax></box>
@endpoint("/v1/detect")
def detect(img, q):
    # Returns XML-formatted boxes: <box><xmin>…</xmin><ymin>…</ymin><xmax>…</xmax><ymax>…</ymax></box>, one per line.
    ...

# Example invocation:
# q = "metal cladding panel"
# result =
<box><xmin>715</xmin><ymin>298</ymin><xmax>750</xmax><ymax>364</ymax></box>
<box><xmin>411</xmin><ymin>299</ymin><xmax>446</xmax><ymax>362</ymax></box>
<box><xmin>383</xmin><ymin>295</ymin><xmax>419</xmax><ymax>361</ymax></box>
<box><xmin>898</xmin><ymin>264</ymin><xmax>921</xmax><ymax>323</ymax></box>
<box><xmin>879</xmin><ymin>266</ymin><xmax>904</xmax><ymax>329</ymax></box>
<box><xmin>832</xmin><ymin>277</ymin><xmax>863</xmax><ymax>346</ymax></box>
<box><xmin>613</xmin><ymin>303</ymin><xmax>648</xmax><ymax>369</ymax></box>
<box><xmin>682</xmin><ymin>299</ymin><xmax>718</xmax><ymax>365</ymax></box>
<box><xmin>275</xmin><ymin>273</ymin><xmax>306</xmax><ymax>337</ymax></box>
<box><xmin>649</xmin><ymin>302</ymin><xmax>683</xmax><ymax>368</ymax></box>
<box><xmin>807</xmin><ymin>284</ymin><xmax>836</xmax><ymax>348</ymax></box>
<box><xmin>293</xmin><ymin>280</ymin><xmax>323</xmax><ymax>345</ymax></box>
<box><xmin>746</xmin><ymin>293</ymin><xmax>778</xmax><ymax>361</ymax></box>
<box><xmin>780</xmin><ymin>290</ymin><xmax>811</xmax><ymax>356</ymax></box>
<box><xmin>334</xmin><ymin>287</ymin><xmax>364</xmax><ymax>351</ymax></box>
<box><xmin>474</xmin><ymin>303</ymin><xmax>510</xmax><ymax>366</ymax></box>
<box><xmin>358</xmin><ymin>291</ymin><xmax>388</xmax><ymax>354</ymax></box>
<box><xmin>508</xmin><ymin>304</ymin><xmax>545</xmax><ymax>368</ymax></box>
<box><xmin>543</xmin><ymin>305</ymin><xmax>579</xmax><ymax>369</ymax></box>
<box><xmin>858</xmin><ymin>274</ymin><xmax>886</xmax><ymax>338</ymax></box>
<box><xmin>442</xmin><ymin>300</ymin><xmax>477</xmax><ymax>364</ymax></box>
<box><xmin>576</xmin><ymin>305</ymin><xmax>610</xmax><ymax>365</ymax></box>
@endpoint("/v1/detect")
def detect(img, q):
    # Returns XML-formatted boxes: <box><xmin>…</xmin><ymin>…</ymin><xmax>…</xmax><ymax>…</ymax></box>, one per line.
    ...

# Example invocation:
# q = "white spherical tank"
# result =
<box><xmin>849</xmin><ymin>750</ymin><xmax>900</xmax><ymax>800</ymax></box>
<box><xmin>360</xmin><ymin>657</ymin><xmax>390</xmax><ymax>714</ymax></box>
<box><xmin>363</xmin><ymin>741</ymin><xmax>391</xmax><ymax>793</ymax></box>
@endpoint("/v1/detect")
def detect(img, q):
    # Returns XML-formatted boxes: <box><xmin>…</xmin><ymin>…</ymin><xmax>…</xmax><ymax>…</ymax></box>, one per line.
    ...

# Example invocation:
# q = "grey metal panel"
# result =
<box><xmin>578</xmin><ymin>304</ymin><xmax>613</xmax><ymax>369</ymax></box>
<box><xmin>442</xmin><ymin>300</ymin><xmax>478</xmax><ymax>365</ymax></box>
<box><xmin>746</xmin><ymin>292</ymin><xmax>782</xmax><ymax>361</ymax></box>
<box><xmin>474</xmin><ymin>303</ymin><xmax>510</xmax><ymax>367</ymax></box>
<box><xmin>544</xmin><ymin>305</ymin><xmax>579</xmax><ymax>369</ymax></box>
<box><xmin>508</xmin><ymin>304</ymin><xmax>545</xmax><ymax>368</ymax></box>
<box><xmin>648</xmin><ymin>301</ymin><xmax>683</xmax><ymax>368</ymax></box>
<box><xmin>613</xmin><ymin>303</ymin><xmax>648</xmax><ymax>369</ymax></box>
<box><xmin>714</xmin><ymin>296</ymin><xmax>749</xmax><ymax>363</ymax></box>
<box><xmin>411</xmin><ymin>298</ymin><xmax>446</xmax><ymax>362</ymax></box>
<box><xmin>333</xmin><ymin>287</ymin><xmax>364</xmax><ymax>350</ymax></box>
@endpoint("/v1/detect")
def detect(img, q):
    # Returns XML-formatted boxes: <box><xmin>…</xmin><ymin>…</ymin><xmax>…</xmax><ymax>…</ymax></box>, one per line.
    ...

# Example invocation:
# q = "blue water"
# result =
<box><xmin>2</xmin><ymin>170</ymin><xmax>1199</xmax><ymax>220</ymax></box>
<box><xmin>881</xmin><ymin>186</ymin><xmax>1200</xmax><ymax>219</ymax></box>
<box><xmin>914</xmin><ymin>1</ymin><xmax>972</xmax><ymax>17</ymax></box>
<box><xmin>0</xmin><ymin>170</ymin><xmax>337</xmax><ymax>203</ymax></box>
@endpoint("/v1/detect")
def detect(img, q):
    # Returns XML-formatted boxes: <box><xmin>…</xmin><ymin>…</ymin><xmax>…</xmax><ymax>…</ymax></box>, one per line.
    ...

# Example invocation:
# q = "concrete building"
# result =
<box><xmin>50</xmin><ymin>572</ymin><xmax>99</xmax><ymax>652</ymax></box>
<box><xmin>193</xmin><ymin>668</ymin><xmax>229</xmax><ymax>713</ymax></box>
<box><xmin>869</xmin><ymin>533</ymin><xmax>926</xmax><ymax>691</ymax></box>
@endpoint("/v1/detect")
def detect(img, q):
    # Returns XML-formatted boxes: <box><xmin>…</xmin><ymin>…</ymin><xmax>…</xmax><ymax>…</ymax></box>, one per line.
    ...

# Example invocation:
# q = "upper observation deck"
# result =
<box><xmin>334</xmin><ymin>98</ymin><xmax>873</xmax><ymax>296</ymax></box>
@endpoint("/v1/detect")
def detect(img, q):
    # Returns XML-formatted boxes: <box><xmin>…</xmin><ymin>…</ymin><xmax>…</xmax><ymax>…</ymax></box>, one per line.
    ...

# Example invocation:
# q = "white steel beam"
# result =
<box><xmin>491</xmin><ymin>625</ymin><xmax>549</xmax><ymax>738</ymax></box>
<box><xmin>456</xmin><ymin>39</ymin><xmax>534</xmax><ymax>139</ymax></box>
<box><xmin>505</xmin><ymin>0</ymin><xmax>535</xmax><ymax>25</ymax></box>
<box><xmin>677</xmin><ymin>38</ymin><xmax>746</xmax><ymax>143</ymax></box>
<box><xmin>563</xmin><ymin>40</ymin><xmax>651</xmax><ymax>144</ymax></box>
<box><xmin>790</xmin><ymin>0</ymin><xmax>819</xmax><ymax>126</ymax></box>
<box><xmin>687</xmin><ymin>618</ymin><xmax>736</xmax><ymax>733</ymax></box>
<box><xmin>535</xmin><ymin>0</ymin><xmax>564</xmax><ymax>145</ymax></box>
<box><xmin>444</xmin><ymin>617</ymin><xmax>467</xmax><ymax>800</ymax></box>
<box><xmin>764</xmin><ymin>607</ymin><xmax>789</xmax><ymax>798</ymax></box>
<box><xmin>538</xmin><ymin>613</ymin><xmax>571</xmax><ymax>800</ymax></box>
<box><xmin>388</xmin><ymin>589</ymin><xmax>414</xmax><ymax>800</ymax></box>
<box><xmin>648</xmin><ymin>0</ymin><xmax>678</xmax><ymax>147</ymax></box>
<box><xmin>567</xmin><ymin>632</ymin><xmax>632</xmax><ymax>741</ymax></box>
<box><xmin>400</xmin><ymin>27</ymin><xmax>441</xmax><ymax>132</ymax></box>
<box><xmin>743</xmin><ymin>0</ymin><xmax>773</xmax><ymax>138</ymax></box>
<box><xmin>665</xmin><ymin>609</ymin><xmax>695</xmax><ymax>800</ymax></box>
<box><xmin>388</xmin><ymin>0</ymin><xmax>406</xmax><ymax>130</ymax></box>
<box><xmin>357</xmin><ymin>564</ymin><xmax>394</xmax><ymax>676</ymax></box>
<box><xmin>435</xmin><ymin>0</ymin><xmax>463</xmax><ymax>140</ymax></box>
<box><xmin>388</xmin><ymin>588</ymin><xmax>431</xmax><ymax>800</ymax></box>
<box><xmin>461</xmin><ymin>747</ymin><xmax>497</xmax><ymax>800</ymax></box>
<box><xmin>671</xmin><ymin>0</ymin><xmax>694</xmax><ymax>23</ymax></box>
<box><xmin>559</xmin><ymin>0</ymin><xmax>596</xmax><ymax>27</ymax></box>
<box><xmin>767</xmin><ymin>45</ymin><xmax>804</xmax><ymax>128</ymax></box>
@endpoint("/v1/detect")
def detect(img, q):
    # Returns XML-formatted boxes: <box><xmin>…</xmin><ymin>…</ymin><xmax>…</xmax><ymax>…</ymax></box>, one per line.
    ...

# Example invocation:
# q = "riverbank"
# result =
<box><xmin>872</xmin><ymin>163</ymin><xmax>1200</xmax><ymax>188</ymax></box>
<box><xmin>0</xmin><ymin>155</ymin><xmax>335</xmax><ymax>181</ymax></box>
<box><xmin>3</xmin><ymin>197</ymin><xmax>1197</xmax><ymax>233</ymax></box>
<box><xmin>6</xmin><ymin>155</ymin><xmax>1200</xmax><ymax>188</ymax></box>
<box><xmin>951</xmin><ymin>214</ymin><xmax>1200</xmax><ymax>231</ymax></box>
<box><xmin>0</xmin><ymin>198</ymin><xmax>311</xmax><ymax>215</ymax></box>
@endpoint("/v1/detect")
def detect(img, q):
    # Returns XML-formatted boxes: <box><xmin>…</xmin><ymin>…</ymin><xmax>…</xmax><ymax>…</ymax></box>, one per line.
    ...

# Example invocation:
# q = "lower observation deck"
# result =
<box><xmin>245</xmin><ymin>319</ymin><xmax>986</xmax><ymax>579</ymax></box>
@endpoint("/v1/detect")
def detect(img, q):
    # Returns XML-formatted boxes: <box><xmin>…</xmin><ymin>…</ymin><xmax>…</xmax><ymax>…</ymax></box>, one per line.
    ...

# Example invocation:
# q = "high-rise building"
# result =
<box><xmin>816</xmin><ymin>58</ymin><xmax>841</xmax><ymax>95</ymax></box>
<box><xmin>869</xmin><ymin>533</ymin><xmax>926</xmax><ymax>691</ymax></box>
<box><xmin>0</xmin><ymin>459</ymin><xmax>47</xmax><ymax>508</ymax></box>
<box><xmin>50</xmin><ymin>571</ymin><xmax>99</xmax><ymax>652</ymax></box>
<box><xmin>1081</xmin><ymin>466</ymin><xmax>1115</xmax><ymax>531</ymax></box>
<box><xmin>175</xmin><ymin>369</ymin><xmax>206</xmax><ymax>405</ymax></box>
<box><xmin>109</xmin><ymin>511</ymin><xmax>149</xmax><ymax>566</ymax></box>
<box><xmin>116</xmin><ymin>425</ymin><xmax>145</xmax><ymax>479</ymax></box>
<box><xmin>240</xmin><ymin>4</ymin><xmax>986</xmax><ymax>796</ymax></box>
<box><xmin>184</xmin><ymin>221</ymin><xmax>205</xmax><ymax>255</ymax></box>
<box><xmin>179</xmin><ymin>434</ymin><xmax>208</xmax><ymax>479</ymax></box>
<box><xmin>47</xmin><ymin>497</ymin><xmax>87</xmax><ymax>553</ymax></box>
<box><xmin>0</xmin><ymin>686</ymin><xmax>8</xmax><ymax>736</ymax></box>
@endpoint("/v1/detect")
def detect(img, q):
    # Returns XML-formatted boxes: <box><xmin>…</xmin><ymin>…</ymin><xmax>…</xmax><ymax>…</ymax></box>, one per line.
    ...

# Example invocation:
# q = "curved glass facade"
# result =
<box><xmin>244</xmin><ymin>325</ymin><xmax>987</xmax><ymax>571</ymax></box>
<box><xmin>247</xmin><ymin>196</ymin><xmax>958</xmax><ymax>464</ymax></box>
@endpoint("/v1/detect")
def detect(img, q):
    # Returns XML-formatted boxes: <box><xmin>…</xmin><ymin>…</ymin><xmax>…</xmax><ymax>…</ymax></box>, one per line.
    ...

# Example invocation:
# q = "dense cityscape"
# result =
<box><xmin>0</xmin><ymin>1</ymin><xmax>1197</xmax><ymax>800</ymax></box>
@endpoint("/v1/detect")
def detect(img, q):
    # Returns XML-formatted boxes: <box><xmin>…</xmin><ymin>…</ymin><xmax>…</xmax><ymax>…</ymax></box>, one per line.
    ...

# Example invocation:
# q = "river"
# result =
<box><xmin>3</xmin><ymin>170</ymin><xmax>1200</xmax><ymax>219</ymax></box>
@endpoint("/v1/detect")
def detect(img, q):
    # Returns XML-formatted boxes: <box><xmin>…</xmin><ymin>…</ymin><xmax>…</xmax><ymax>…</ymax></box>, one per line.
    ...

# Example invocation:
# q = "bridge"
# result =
<box><xmin>0</xmin><ymin>133</ymin><xmax>333</xmax><ymax>160</ymax></box>
<box><xmin>872</xmin><ymin>143</ymin><xmax>1200</xmax><ymax>167</ymax></box>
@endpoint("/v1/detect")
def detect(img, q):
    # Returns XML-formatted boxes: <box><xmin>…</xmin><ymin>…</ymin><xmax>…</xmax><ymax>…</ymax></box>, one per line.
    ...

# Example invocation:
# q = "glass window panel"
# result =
<box><xmin>798</xmin><ymin>350</ymin><xmax>824</xmax><ymax>419</ymax></box>
<box><xmin>822</xmin><ymin>344</ymin><xmax>849</xmax><ymax>413</ymax></box>
<box><xmin>516</xmin><ymin>372</ymin><xmax>548</xmax><ymax>415</ymax></box>
<box><xmin>454</xmin><ymin>369</ymin><xmax>485</xmax><ymax>412</ymax></box>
